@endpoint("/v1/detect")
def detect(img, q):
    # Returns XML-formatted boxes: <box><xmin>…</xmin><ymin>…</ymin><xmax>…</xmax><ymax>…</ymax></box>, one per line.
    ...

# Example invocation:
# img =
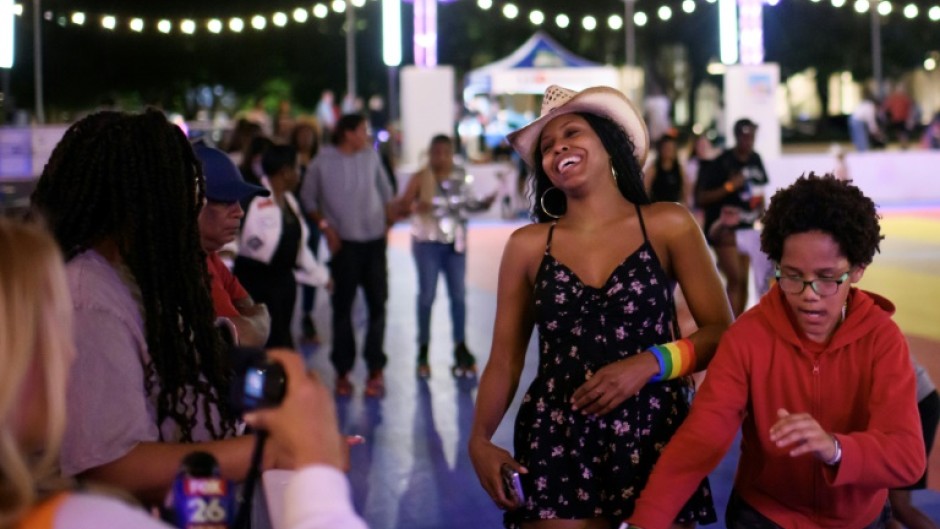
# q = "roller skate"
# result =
<box><xmin>334</xmin><ymin>374</ymin><xmax>353</xmax><ymax>397</ymax></box>
<box><xmin>416</xmin><ymin>345</ymin><xmax>431</xmax><ymax>379</ymax></box>
<box><xmin>451</xmin><ymin>342</ymin><xmax>477</xmax><ymax>378</ymax></box>
<box><xmin>364</xmin><ymin>370</ymin><xmax>385</xmax><ymax>398</ymax></box>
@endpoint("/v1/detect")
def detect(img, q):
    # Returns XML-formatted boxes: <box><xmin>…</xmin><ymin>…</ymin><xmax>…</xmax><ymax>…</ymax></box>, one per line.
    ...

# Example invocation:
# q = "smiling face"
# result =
<box><xmin>538</xmin><ymin>114</ymin><xmax>611</xmax><ymax>193</ymax></box>
<box><xmin>778</xmin><ymin>230</ymin><xmax>865</xmax><ymax>343</ymax></box>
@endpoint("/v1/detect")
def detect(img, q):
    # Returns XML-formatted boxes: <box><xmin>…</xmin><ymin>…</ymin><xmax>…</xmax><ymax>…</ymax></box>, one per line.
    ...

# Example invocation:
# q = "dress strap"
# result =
<box><xmin>635</xmin><ymin>204</ymin><xmax>650</xmax><ymax>243</ymax></box>
<box><xmin>636</xmin><ymin>203</ymin><xmax>682</xmax><ymax>340</ymax></box>
<box><xmin>545</xmin><ymin>221</ymin><xmax>558</xmax><ymax>254</ymax></box>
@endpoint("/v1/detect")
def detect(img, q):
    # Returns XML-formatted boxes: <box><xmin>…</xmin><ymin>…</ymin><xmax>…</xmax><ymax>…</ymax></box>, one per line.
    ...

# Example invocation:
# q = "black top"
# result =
<box><xmin>649</xmin><ymin>160</ymin><xmax>683</xmax><ymax>203</ymax></box>
<box><xmin>695</xmin><ymin>148</ymin><xmax>768</xmax><ymax>233</ymax></box>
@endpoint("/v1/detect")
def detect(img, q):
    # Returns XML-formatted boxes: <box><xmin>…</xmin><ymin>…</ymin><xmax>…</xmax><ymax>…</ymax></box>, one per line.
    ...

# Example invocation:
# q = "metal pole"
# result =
<box><xmin>388</xmin><ymin>66</ymin><xmax>398</xmax><ymax>124</ymax></box>
<box><xmin>32</xmin><ymin>0</ymin><xmax>44</xmax><ymax>123</ymax></box>
<box><xmin>346</xmin><ymin>5</ymin><xmax>357</xmax><ymax>102</ymax></box>
<box><xmin>1</xmin><ymin>68</ymin><xmax>10</xmax><ymax>123</ymax></box>
<box><xmin>624</xmin><ymin>0</ymin><xmax>636</xmax><ymax>100</ymax></box>
<box><xmin>870</xmin><ymin>6</ymin><xmax>883</xmax><ymax>98</ymax></box>
<box><xmin>625</xmin><ymin>0</ymin><xmax>635</xmax><ymax>68</ymax></box>
<box><xmin>387</xmin><ymin>65</ymin><xmax>398</xmax><ymax>163</ymax></box>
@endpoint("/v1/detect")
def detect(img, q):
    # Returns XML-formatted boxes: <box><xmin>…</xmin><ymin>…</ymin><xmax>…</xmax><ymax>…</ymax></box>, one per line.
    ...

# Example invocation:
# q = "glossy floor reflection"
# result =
<box><xmin>298</xmin><ymin>213</ymin><xmax>940</xmax><ymax>528</ymax></box>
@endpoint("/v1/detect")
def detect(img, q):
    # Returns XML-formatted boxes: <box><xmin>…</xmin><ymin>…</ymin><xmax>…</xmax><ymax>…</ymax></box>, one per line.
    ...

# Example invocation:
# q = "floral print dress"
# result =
<box><xmin>505</xmin><ymin>207</ymin><xmax>716</xmax><ymax>528</ymax></box>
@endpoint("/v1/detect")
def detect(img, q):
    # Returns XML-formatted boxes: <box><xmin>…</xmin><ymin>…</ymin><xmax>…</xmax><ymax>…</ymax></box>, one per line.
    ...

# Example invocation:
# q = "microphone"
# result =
<box><xmin>165</xmin><ymin>451</ymin><xmax>234</xmax><ymax>529</ymax></box>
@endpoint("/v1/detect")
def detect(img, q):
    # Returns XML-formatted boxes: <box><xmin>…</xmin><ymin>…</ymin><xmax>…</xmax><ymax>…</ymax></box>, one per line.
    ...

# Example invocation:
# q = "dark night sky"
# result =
<box><xmin>6</xmin><ymin>0</ymin><xmax>940</xmax><ymax>118</ymax></box>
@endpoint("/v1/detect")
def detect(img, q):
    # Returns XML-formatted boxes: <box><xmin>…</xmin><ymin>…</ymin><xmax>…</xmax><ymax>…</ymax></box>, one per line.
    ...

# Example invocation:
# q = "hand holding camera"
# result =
<box><xmin>241</xmin><ymin>349</ymin><xmax>346</xmax><ymax>471</ymax></box>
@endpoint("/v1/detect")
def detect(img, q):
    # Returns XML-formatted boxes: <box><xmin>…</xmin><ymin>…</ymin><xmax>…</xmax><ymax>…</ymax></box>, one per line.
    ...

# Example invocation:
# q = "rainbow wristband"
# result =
<box><xmin>648</xmin><ymin>338</ymin><xmax>696</xmax><ymax>382</ymax></box>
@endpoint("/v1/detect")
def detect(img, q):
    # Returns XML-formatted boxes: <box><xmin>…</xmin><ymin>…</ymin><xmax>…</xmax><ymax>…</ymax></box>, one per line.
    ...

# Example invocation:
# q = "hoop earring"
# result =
<box><xmin>610</xmin><ymin>161</ymin><xmax>620</xmax><ymax>183</ymax></box>
<box><xmin>540</xmin><ymin>187</ymin><xmax>565</xmax><ymax>219</ymax></box>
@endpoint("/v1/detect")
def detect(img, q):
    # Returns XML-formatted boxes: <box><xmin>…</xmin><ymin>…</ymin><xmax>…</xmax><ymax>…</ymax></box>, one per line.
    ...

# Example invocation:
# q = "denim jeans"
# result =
<box><xmin>849</xmin><ymin>117</ymin><xmax>871</xmax><ymax>152</ymax></box>
<box><xmin>412</xmin><ymin>240</ymin><xmax>467</xmax><ymax>346</ymax></box>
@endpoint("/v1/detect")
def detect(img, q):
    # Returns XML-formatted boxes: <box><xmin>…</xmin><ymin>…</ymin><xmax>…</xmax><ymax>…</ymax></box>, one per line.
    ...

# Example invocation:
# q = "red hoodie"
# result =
<box><xmin>629</xmin><ymin>285</ymin><xmax>925</xmax><ymax>529</ymax></box>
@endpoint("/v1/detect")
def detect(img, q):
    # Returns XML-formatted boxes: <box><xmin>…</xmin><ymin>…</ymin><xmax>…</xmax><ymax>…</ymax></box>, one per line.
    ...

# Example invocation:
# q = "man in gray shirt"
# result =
<box><xmin>300</xmin><ymin>113</ymin><xmax>396</xmax><ymax>398</ymax></box>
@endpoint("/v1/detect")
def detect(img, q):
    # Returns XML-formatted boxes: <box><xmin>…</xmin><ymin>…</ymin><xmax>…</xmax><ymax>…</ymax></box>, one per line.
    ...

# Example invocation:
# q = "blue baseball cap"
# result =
<box><xmin>193</xmin><ymin>144</ymin><xmax>270</xmax><ymax>203</ymax></box>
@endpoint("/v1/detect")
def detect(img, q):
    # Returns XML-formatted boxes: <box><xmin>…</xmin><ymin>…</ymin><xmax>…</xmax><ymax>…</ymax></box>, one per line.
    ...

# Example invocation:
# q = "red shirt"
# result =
<box><xmin>630</xmin><ymin>286</ymin><xmax>924</xmax><ymax>529</ymax></box>
<box><xmin>206</xmin><ymin>252</ymin><xmax>249</xmax><ymax>318</ymax></box>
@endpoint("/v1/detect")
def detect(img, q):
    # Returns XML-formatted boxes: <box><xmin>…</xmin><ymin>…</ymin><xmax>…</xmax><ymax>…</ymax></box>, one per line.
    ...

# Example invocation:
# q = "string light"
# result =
<box><xmin>30</xmin><ymin>0</ymin><xmax>940</xmax><ymax>40</ymax></box>
<box><xmin>292</xmin><ymin>7</ymin><xmax>309</xmax><ymax>22</ymax></box>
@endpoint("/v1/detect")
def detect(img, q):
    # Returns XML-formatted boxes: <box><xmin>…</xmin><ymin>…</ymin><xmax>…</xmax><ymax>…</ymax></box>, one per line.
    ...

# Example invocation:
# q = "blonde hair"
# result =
<box><xmin>0</xmin><ymin>217</ymin><xmax>74</xmax><ymax>528</ymax></box>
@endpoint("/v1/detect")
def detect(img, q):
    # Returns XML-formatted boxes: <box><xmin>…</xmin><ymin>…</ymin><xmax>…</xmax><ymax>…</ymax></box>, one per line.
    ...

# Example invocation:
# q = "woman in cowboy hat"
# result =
<box><xmin>468</xmin><ymin>85</ymin><xmax>733</xmax><ymax>528</ymax></box>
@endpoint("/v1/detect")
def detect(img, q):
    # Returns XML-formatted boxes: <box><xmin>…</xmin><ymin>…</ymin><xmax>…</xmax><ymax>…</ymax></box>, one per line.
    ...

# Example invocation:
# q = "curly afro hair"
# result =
<box><xmin>760</xmin><ymin>173</ymin><xmax>883</xmax><ymax>266</ymax></box>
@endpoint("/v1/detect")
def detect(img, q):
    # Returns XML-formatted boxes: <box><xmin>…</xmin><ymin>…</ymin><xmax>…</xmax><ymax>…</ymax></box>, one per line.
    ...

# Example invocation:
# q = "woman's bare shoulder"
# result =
<box><xmin>504</xmin><ymin>222</ymin><xmax>552</xmax><ymax>256</ymax></box>
<box><xmin>641</xmin><ymin>202</ymin><xmax>698</xmax><ymax>234</ymax></box>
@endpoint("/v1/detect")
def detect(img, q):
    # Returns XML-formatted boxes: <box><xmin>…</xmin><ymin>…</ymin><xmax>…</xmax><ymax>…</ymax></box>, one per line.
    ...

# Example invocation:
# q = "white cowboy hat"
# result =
<box><xmin>507</xmin><ymin>84</ymin><xmax>649</xmax><ymax>170</ymax></box>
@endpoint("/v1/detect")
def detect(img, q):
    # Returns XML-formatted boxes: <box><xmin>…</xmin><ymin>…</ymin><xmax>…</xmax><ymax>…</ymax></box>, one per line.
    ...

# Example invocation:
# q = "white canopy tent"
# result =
<box><xmin>463</xmin><ymin>31</ymin><xmax>621</xmax><ymax>103</ymax></box>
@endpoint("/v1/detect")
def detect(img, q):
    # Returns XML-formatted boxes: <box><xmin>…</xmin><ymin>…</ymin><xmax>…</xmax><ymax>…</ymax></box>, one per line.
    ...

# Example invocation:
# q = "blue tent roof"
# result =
<box><xmin>465</xmin><ymin>31</ymin><xmax>601</xmax><ymax>97</ymax></box>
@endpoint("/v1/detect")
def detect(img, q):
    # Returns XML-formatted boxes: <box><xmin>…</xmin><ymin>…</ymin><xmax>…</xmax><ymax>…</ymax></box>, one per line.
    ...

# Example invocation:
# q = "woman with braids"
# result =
<box><xmin>0</xmin><ymin>217</ymin><xmax>368</xmax><ymax>529</ymax></box>
<box><xmin>467</xmin><ymin>85</ymin><xmax>732</xmax><ymax>528</ymax></box>
<box><xmin>626</xmin><ymin>174</ymin><xmax>925</xmax><ymax>529</ymax></box>
<box><xmin>30</xmin><ymin>109</ymin><xmax>262</xmax><ymax>506</ymax></box>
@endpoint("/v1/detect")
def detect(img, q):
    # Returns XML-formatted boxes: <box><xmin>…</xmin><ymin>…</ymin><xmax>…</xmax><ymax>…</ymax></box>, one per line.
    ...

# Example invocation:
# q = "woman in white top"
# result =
<box><xmin>397</xmin><ymin>134</ymin><xmax>495</xmax><ymax>378</ymax></box>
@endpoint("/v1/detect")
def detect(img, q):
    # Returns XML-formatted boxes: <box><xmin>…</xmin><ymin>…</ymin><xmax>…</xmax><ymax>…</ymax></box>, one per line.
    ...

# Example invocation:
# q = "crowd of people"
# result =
<box><xmin>849</xmin><ymin>84</ymin><xmax>940</xmax><ymax>152</ymax></box>
<box><xmin>1</xmin><ymin>83</ymin><xmax>937</xmax><ymax>529</ymax></box>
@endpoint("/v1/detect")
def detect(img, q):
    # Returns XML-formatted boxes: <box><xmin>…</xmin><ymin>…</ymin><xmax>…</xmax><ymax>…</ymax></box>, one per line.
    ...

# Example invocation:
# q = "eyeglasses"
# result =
<box><xmin>775</xmin><ymin>268</ymin><xmax>850</xmax><ymax>296</ymax></box>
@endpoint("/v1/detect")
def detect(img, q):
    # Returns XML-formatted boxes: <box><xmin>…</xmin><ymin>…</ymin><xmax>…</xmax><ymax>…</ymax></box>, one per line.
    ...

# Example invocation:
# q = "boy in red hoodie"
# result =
<box><xmin>626</xmin><ymin>173</ymin><xmax>925</xmax><ymax>529</ymax></box>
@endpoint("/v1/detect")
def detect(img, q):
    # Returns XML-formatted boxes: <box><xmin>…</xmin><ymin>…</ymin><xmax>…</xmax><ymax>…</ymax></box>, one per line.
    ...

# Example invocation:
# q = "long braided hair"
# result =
<box><xmin>31</xmin><ymin>109</ymin><xmax>237</xmax><ymax>441</ymax></box>
<box><xmin>530</xmin><ymin>112</ymin><xmax>650</xmax><ymax>223</ymax></box>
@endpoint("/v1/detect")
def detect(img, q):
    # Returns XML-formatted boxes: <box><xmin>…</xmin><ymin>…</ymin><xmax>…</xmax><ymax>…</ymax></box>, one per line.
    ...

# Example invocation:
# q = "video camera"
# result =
<box><xmin>229</xmin><ymin>347</ymin><xmax>287</xmax><ymax>413</ymax></box>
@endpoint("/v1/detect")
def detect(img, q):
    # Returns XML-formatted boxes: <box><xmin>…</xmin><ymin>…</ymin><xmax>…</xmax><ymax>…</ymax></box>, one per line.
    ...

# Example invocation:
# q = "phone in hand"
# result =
<box><xmin>501</xmin><ymin>464</ymin><xmax>525</xmax><ymax>506</ymax></box>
